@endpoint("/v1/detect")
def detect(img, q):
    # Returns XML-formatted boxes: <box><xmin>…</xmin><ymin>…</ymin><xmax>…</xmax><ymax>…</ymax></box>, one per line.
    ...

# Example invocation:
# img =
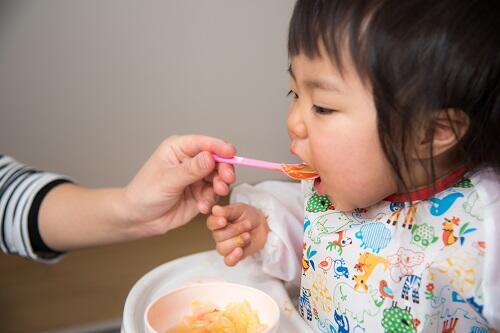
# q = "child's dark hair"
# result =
<box><xmin>288</xmin><ymin>0</ymin><xmax>500</xmax><ymax>188</ymax></box>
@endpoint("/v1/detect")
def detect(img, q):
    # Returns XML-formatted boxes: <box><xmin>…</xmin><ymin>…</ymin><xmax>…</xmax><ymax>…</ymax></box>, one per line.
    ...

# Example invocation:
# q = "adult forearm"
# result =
<box><xmin>38</xmin><ymin>183</ymin><xmax>132</xmax><ymax>251</ymax></box>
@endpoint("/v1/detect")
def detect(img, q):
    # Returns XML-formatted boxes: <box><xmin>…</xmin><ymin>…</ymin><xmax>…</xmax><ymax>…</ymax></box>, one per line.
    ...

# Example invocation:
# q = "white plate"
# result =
<box><xmin>121</xmin><ymin>250</ymin><xmax>312</xmax><ymax>333</ymax></box>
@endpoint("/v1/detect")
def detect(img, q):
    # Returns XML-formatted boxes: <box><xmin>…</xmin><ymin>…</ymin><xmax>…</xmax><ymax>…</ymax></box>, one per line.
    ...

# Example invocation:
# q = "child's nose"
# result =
<box><xmin>287</xmin><ymin>105</ymin><xmax>307</xmax><ymax>140</ymax></box>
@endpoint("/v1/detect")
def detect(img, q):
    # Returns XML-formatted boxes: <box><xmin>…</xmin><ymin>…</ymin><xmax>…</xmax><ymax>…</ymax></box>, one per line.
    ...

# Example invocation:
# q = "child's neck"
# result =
<box><xmin>394</xmin><ymin>151</ymin><xmax>467</xmax><ymax>201</ymax></box>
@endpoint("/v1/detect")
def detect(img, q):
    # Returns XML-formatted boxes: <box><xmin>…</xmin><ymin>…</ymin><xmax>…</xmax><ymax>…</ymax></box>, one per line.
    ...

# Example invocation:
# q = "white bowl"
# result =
<box><xmin>144</xmin><ymin>282</ymin><xmax>280</xmax><ymax>333</ymax></box>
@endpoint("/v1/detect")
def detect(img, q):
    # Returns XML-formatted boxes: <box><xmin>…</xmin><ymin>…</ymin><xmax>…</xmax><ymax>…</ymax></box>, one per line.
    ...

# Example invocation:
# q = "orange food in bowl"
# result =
<box><xmin>165</xmin><ymin>301</ymin><xmax>267</xmax><ymax>333</ymax></box>
<box><xmin>145</xmin><ymin>282</ymin><xmax>280</xmax><ymax>333</ymax></box>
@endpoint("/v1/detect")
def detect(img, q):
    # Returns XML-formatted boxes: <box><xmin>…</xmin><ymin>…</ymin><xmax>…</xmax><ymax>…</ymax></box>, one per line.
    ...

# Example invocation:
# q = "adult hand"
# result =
<box><xmin>121</xmin><ymin>135</ymin><xmax>236</xmax><ymax>236</ymax></box>
<box><xmin>39</xmin><ymin>134</ymin><xmax>236</xmax><ymax>251</ymax></box>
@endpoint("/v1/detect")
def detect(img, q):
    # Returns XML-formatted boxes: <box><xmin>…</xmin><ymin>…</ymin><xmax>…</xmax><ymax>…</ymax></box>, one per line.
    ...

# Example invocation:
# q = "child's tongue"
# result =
<box><xmin>314</xmin><ymin>177</ymin><xmax>326</xmax><ymax>195</ymax></box>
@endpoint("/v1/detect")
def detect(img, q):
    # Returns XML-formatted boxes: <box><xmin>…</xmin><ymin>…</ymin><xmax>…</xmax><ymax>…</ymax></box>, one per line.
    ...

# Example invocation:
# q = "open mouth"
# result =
<box><xmin>314</xmin><ymin>177</ymin><xmax>326</xmax><ymax>195</ymax></box>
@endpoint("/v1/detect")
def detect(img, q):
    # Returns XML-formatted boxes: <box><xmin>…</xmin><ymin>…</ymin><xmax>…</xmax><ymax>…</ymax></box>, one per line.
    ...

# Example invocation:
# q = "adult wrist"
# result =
<box><xmin>111</xmin><ymin>187</ymin><xmax>141</xmax><ymax>239</ymax></box>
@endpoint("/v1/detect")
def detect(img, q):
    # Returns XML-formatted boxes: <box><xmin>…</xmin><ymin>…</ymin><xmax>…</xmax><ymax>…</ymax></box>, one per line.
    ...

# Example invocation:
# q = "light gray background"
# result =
<box><xmin>0</xmin><ymin>0</ymin><xmax>297</xmax><ymax>188</ymax></box>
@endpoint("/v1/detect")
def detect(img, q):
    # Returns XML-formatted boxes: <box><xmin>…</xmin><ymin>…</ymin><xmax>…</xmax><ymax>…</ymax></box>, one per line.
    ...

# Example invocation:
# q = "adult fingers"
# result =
<box><xmin>163</xmin><ymin>151</ymin><xmax>215</xmax><ymax>191</ymax></box>
<box><xmin>167</xmin><ymin>135</ymin><xmax>236</xmax><ymax>159</ymax></box>
<box><xmin>217</xmin><ymin>163</ymin><xmax>235</xmax><ymax>185</ymax></box>
<box><xmin>191</xmin><ymin>179</ymin><xmax>219</xmax><ymax>214</ymax></box>
<box><xmin>212</xmin><ymin>174</ymin><xmax>230</xmax><ymax>197</ymax></box>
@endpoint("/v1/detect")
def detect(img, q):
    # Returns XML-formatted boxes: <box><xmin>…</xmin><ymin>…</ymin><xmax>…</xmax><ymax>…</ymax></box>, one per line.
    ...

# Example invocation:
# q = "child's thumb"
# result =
<box><xmin>168</xmin><ymin>151</ymin><xmax>214</xmax><ymax>189</ymax></box>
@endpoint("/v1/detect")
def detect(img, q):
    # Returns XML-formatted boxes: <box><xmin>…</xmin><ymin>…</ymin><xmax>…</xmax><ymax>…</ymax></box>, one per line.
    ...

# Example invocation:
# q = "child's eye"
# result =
<box><xmin>287</xmin><ymin>90</ymin><xmax>299</xmax><ymax>99</ymax></box>
<box><xmin>312</xmin><ymin>105</ymin><xmax>335</xmax><ymax>115</ymax></box>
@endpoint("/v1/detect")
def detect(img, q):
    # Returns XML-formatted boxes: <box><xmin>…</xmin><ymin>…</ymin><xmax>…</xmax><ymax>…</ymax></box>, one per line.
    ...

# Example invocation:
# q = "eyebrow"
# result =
<box><xmin>288</xmin><ymin>65</ymin><xmax>342</xmax><ymax>93</ymax></box>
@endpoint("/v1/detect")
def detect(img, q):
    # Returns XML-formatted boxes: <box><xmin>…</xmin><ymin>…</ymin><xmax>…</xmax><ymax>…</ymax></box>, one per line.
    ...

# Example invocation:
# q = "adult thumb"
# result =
<box><xmin>167</xmin><ymin>151</ymin><xmax>215</xmax><ymax>189</ymax></box>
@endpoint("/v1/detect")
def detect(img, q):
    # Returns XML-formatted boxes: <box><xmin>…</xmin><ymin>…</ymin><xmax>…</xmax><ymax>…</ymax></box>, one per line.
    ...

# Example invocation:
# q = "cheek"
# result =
<box><xmin>311</xmin><ymin>131</ymin><xmax>396</xmax><ymax>206</ymax></box>
<box><xmin>311</xmin><ymin>131</ymin><xmax>380</xmax><ymax>176</ymax></box>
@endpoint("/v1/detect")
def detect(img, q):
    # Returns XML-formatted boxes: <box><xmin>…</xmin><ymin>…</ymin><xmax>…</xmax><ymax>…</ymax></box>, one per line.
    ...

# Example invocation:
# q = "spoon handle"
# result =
<box><xmin>212</xmin><ymin>155</ymin><xmax>283</xmax><ymax>172</ymax></box>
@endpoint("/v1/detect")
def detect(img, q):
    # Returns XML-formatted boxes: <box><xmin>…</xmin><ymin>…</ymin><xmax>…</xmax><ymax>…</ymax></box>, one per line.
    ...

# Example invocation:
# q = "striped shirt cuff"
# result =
<box><xmin>0</xmin><ymin>155</ymin><xmax>72</xmax><ymax>263</ymax></box>
<box><xmin>28</xmin><ymin>179</ymin><xmax>72</xmax><ymax>260</ymax></box>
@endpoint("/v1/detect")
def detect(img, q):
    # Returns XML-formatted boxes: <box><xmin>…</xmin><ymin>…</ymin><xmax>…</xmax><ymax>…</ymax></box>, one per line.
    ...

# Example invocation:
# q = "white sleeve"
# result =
<box><xmin>230</xmin><ymin>181</ymin><xmax>304</xmax><ymax>285</ymax></box>
<box><xmin>474</xmin><ymin>168</ymin><xmax>500</xmax><ymax>329</ymax></box>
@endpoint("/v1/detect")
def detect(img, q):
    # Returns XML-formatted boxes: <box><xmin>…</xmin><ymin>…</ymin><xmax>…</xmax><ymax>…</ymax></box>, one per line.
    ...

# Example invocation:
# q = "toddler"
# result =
<box><xmin>208</xmin><ymin>1</ymin><xmax>500</xmax><ymax>332</ymax></box>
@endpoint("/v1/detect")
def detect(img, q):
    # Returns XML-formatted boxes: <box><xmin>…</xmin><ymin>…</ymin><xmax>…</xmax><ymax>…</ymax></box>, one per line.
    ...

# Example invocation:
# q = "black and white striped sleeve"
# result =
<box><xmin>0</xmin><ymin>155</ymin><xmax>72</xmax><ymax>263</ymax></box>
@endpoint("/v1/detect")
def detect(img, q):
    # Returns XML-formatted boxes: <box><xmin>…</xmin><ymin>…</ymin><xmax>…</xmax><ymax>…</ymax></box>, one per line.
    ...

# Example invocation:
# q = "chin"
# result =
<box><xmin>324</xmin><ymin>191</ymin><xmax>357</xmax><ymax>212</ymax></box>
<box><xmin>315</xmin><ymin>178</ymin><xmax>360</xmax><ymax>212</ymax></box>
<box><xmin>331</xmin><ymin>201</ymin><xmax>357</xmax><ymax>213</ymax></box>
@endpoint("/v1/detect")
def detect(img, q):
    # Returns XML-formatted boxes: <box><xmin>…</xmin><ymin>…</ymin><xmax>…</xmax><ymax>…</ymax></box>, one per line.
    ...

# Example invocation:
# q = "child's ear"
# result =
<box><xmin>415</xmin><ymin>109</ymin><xmax>469</xmax><ymax>158</ymax></box>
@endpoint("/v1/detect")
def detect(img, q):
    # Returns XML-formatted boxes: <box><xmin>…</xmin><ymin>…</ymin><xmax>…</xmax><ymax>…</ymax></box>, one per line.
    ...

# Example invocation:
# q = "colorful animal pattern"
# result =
<box><xmin>307</xmin><ymin>192</ymin><xmax>334</xmax><ymax>213</ymax></box>
<box><xmin>411</xmin><ymin>223</ymin><xmax>439</xmax><ymax>249</ymax></box>
<box><xmin>386</xmin><ymin>202</ymin><xmax>419</xmax><ymax>229</ymax></box>
<box><xmin>353</xmin><ymin>252</ymin><xmax>389</xmax><ymax>291</ymax></box>
<box><xmin>300</xmin><ymin>177</ymin><xmax>489</xmax><ymax>332</ymax></box>
<box><xmin>299</xmin><ymin>287</ymin><xmax>313</xmax><ymax>321</ymax></box>
<box><xmin>317</xmin><ymin>310</ymin><xmax>351</xmax><ymax>333</ymax></box>
<box><xmin>308</xmin><ymin>213</ymin><xmax>354</xmax><ymax>244</ymax></box>
<box><xmin>388</xmin><ymin>247</ymin><xmax>424</xmax><ymax>282</ymax></box>
<box><xmin>355</xmin><ymin>223</ymin><xmax>392</xmax><ymax>253</ymax></box>
<box><xmin>382</xmin><ymin>302</ymin><xmax>417</xmax><ymax>333</ymax></box>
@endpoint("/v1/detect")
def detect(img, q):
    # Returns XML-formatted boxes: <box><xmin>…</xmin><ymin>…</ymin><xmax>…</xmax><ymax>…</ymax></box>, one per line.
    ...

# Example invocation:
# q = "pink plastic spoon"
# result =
<box><xmin>212</xmin><ymin>155</ymin><xmax>319</xmax><ymax>181</ymax></box>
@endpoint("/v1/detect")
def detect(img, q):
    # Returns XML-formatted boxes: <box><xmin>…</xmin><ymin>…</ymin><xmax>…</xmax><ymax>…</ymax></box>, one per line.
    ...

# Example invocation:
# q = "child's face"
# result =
<box><xmin>287</xmin><ymin>49</ymin><xmax>398</xmax><ymax>211</ymax></box>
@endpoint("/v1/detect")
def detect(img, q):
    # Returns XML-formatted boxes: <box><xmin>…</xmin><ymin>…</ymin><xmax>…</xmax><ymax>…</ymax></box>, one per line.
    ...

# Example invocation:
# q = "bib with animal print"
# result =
<box><xmin>299</xmin><ymin>176</ymin><xmax>490</xmax><ymax>333</ymax></box>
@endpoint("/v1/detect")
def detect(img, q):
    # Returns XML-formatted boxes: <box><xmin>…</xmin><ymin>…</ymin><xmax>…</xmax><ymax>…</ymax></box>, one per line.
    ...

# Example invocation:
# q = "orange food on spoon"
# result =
<box><xmin>280</xmin><ymin>163</ymin><xmax>319</xmax><ymax>180</ymax></box>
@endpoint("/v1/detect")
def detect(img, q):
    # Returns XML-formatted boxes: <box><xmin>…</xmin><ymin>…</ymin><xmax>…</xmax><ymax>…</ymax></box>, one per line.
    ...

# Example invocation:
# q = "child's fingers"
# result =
<box><xmin>211</xmin><ymin>204</ymin><xmax>228</xmax><ymax>217</ymax></box>
<box><xmin>223</xmin><ymin>237</ymin><xmax>263</xmax><ymax>267</ymax></box>
<box><xmin>224</xmin><ymin>247</ymin><xmax>244</xmax><ymax>267</ymax></box>
<box><xmin>211</xmin><ymin>220</ymin><xmax>253</xmax><ymax>242</ymax></box>
<box><xmin>215</xmin><ymin>232</ymin><xmax>250</xmax><ymax>256</ymax></box>
<box><xmin>206</xmin><ymin>214</ymin><xmax>227</xmax><ymax>231</ymax></box>
<box><xmin>211</xmin><ymin>203</ymin><xmax>246</xmax><ymax>220</ymax></box>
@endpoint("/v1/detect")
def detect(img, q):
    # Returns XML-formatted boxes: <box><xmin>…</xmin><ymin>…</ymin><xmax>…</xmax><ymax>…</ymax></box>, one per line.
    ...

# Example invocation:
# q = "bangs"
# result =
<box><xmin>288</xmin><ymin>0</ymin><xmax>379</xmax><ymax>78</ymax></box>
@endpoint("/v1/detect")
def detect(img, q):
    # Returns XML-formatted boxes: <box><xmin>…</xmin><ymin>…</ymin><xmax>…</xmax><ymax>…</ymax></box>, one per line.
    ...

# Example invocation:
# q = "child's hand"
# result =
<box><xmin>207</xmin><ymin>203</ymin><xmax>269</xmax><ymax>266</ymax></box>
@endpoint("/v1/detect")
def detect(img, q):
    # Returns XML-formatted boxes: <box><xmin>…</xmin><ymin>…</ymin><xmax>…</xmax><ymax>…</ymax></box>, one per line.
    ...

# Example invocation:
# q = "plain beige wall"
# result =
<box><xmin>0</xmin><ymin>0</ymin><xmax>297</xmax><ymax>188</ymax></box>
